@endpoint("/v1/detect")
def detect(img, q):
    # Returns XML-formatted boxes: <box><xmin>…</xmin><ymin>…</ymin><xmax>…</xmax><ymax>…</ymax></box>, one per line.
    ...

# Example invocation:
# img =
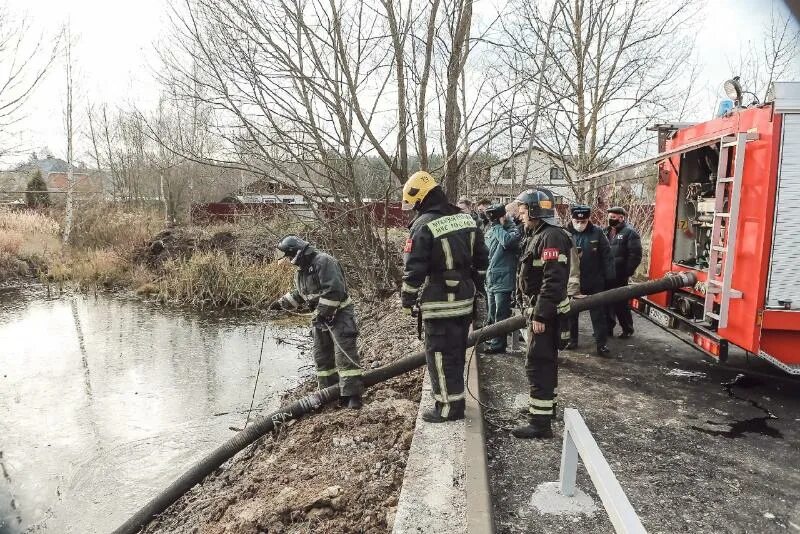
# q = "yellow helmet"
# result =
<box><xmin>402</xmin><ymin>171</ymin><xmax>438</xmax><ymax>211</ymax></box>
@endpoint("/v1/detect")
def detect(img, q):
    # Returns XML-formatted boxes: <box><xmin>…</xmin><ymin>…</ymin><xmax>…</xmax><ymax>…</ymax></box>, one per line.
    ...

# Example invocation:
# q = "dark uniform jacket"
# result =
<box><xmin>279</xmin><ymin>247</ymin><xmax>352</xmax><ymax>318</ymax></box>
<box><xmin>402</xmin><ymin>195</ymin><xmax>490</xmax><ymax>320</ymax></box>
<box><xmin>605</xmin><ymin>222</ymin><xmax>643</xmax><ymax>281</ymax></box>
<box><xmin>567</xmin><ymin>222</ymin><xmax>615</xmax><ymax>293</ymax></box>
<box><xmin>517</xmin><ymin>222</ymin><xmax>572</xmax><ymax>323</ymax></box>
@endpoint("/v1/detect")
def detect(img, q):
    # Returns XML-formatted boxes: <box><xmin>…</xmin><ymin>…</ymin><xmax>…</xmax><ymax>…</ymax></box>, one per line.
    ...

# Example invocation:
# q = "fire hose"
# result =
<box><xmin>112</xmin><ymin>272</ymin><xmax>696</xmax><ymax>534</ymax></box>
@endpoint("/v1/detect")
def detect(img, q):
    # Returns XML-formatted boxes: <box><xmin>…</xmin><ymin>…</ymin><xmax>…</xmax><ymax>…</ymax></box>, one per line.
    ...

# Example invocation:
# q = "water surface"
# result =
<box><xmin>0</xmin><ymin>287</ymin><xmax>307</xmax><ymax>533</ymax></box>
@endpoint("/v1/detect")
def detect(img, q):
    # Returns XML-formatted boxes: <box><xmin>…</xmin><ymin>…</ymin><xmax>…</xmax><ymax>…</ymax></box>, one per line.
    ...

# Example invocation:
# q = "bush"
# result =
<box><xmin>25</xmin><ymin>169</ymin><xmax>50</xmax><ymax>208</ymax></box>
<box><xmin>156</xmin><ymin>251</ymin><xmax>293</xmax><ymax>308</ymax></box>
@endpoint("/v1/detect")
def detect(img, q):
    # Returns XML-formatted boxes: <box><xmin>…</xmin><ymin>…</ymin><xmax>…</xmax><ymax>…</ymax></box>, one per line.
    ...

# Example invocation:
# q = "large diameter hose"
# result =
<box><xmin>113</xmin><ymin>272</ymin><xmax>695</xmax><ymax>534</ymax></box>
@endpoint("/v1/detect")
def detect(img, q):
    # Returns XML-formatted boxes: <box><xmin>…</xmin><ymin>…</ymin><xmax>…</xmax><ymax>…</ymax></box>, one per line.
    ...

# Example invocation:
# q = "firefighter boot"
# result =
<box><xmin>422</xmin><ymin>400</ymin><xmax>465</xmax><ymax>423</ymax></box>
<box><xmin>338</xmin><ymin>396</ymin><xmax>349</xmax><ymax>407</ymax></box>
<box><xmin>512</xmin><ymin>415</ymin><xmax>553</xmax><ymax>439</ymax></box>
<box><xmin>347</xmin><ymin>395</ymin><xmax>362</xmax><ymax>410</ymax></box>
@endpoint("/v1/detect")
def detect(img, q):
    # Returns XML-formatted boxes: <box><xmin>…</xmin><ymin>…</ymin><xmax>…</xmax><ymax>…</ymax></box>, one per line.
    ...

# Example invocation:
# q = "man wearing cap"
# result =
<box><xmin>483</xmin><ymin>203</ymin><xmax>521</xmax><ymax>353</ymax></box>
<box><xmin>566</xmin><ymin>206</ymin><xmax>615</xmax><ymax>356</ymax></box>
<box><xmin>605</xmin><ymin>207</ymin><xmax>643</xmax><ymax>338</ymax></box>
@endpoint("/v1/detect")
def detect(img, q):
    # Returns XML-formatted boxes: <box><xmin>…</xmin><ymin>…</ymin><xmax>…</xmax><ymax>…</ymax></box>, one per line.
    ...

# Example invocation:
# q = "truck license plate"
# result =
<box><xmin>648</xmin><ymin>307</ymin><xmax>671</xmax><ymax>327</ymax></box>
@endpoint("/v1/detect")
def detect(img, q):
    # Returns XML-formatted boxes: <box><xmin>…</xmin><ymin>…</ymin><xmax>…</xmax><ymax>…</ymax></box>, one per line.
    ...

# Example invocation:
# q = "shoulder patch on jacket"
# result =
<box><xmin>426</xmin><ymin>213</ymin><xmax>476</xmax><ymax>238</ymax></box>
<box><xmin>542</xmin><ymin>248</ymin><xmax>559</xmax><ymax>261</ymax></box>
<box><xmin>403</xmin><ymin>238</ymin><xmax>413</xmax><ymax>253</ymax></box>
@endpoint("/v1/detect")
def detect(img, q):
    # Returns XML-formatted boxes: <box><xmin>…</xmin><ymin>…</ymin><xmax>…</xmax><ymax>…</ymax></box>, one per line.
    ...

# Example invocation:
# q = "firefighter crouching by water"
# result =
<box><xmin>513</xmin><ymin>188</ymin><xmax>573</xmax><ymax>439</ymax></box>
<box><xmin>400</xmin><ymin>171</ymin><xmax>489</xmax><ymax>423</ymax></box>
<box><xmin>272</xmin><ymin>236</ymin><xmax>364</xmax><ymax>409</ymax></box>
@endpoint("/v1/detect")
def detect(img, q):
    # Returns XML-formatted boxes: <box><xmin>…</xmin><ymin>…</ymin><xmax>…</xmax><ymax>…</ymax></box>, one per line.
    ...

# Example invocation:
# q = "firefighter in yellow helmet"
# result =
<box><xmin>401</xmin><ymin>171</ymin><xmax>489</xmax><ymax>422</ymax></box>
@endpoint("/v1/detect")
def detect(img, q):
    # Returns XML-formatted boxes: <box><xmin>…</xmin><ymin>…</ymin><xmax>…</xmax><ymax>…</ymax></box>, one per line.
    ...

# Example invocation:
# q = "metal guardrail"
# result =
<box><xmin>559</xmin><ymin>408</ymin><xmax>647</xmax><ymax>534</ymax></box>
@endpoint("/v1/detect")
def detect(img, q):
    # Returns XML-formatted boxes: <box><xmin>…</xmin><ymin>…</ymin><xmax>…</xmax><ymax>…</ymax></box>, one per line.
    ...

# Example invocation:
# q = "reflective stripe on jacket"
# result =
<box><xmin>517</xmin><ymin>222</ymin><xmax>572</xmax><ymax>322</ymax></box>
<box><xmin>402</xmin><ymin>211</ymin><xmax>490</xmax><ymax>320</ymax></box>
<box><xmin>279</xmin><ymin>248</ymin><xmax>351</xmax><ymax>317</ymax></box>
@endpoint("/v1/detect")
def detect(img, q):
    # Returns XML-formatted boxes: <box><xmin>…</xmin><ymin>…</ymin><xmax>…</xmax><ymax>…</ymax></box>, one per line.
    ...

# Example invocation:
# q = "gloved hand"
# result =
<box><xmin>313</xmin><ymin>312</ymin><xmax>335</xmax><ymax>328</ymax></box>
<box><xmin>402</xmin><ymin>307</ymin><xmax>413</xmax><ymax>315</ymax></box>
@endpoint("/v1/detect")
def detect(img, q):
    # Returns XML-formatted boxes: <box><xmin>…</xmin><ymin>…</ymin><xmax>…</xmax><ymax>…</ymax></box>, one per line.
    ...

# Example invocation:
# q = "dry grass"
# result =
<box><xmin>69</xmin><ymin>202</ymin><xmax>163</xmax><ymax>251</ymax></box>
<box><xmin>0</xmin><ymin>209</ymin><xmax>62</xmax><ymax>279</ymax></box>
<box><xmin>156</xmin><ymin>251</ymin><xmax>293</xmax><ymax>309</ymax></box>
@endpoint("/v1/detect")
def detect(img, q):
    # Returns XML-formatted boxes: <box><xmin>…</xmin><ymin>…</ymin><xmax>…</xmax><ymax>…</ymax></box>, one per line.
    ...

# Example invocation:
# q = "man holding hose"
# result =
<box><xmin>272</xmin><ymin>236</ymin><xmax>364</xmax><ymax>409</ymax></box>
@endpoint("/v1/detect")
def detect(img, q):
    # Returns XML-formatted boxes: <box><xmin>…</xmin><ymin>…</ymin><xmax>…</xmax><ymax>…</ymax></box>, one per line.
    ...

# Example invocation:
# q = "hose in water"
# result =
<box><xmin>113</xmin><ymin>272</ymin><xmax>695</xmax><ymax>534</ymax></box>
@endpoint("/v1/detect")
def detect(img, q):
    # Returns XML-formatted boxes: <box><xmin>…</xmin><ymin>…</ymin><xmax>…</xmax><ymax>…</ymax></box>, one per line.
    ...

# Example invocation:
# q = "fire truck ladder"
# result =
<box><xmin>703</xmin><ymin>131</ymin><xmax>758</xmax><ymax>328</ymax></box>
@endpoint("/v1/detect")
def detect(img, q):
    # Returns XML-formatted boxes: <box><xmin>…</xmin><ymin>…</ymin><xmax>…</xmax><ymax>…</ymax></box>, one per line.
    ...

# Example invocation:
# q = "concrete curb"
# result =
<box><xmin>464</xmin><ymin>349</ymin><xmax>496</xmax><ymax>534</ymax></box>
<box><xmin>393</xmin><ymin>371</ymin><xmax>467</xmax><ymax>533</ymax></box>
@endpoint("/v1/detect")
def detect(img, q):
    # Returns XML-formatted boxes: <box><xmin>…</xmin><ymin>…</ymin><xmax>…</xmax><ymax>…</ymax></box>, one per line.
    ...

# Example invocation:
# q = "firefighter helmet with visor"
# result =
<box><xmin>401</xmin><ymin>171</ymin><xmax>438</xmax><ymax>211</ymax></box>
<box><xmin>515</xmin><ymin>188</ymin><xmax>558</xmax><ymax>225</ymax></box>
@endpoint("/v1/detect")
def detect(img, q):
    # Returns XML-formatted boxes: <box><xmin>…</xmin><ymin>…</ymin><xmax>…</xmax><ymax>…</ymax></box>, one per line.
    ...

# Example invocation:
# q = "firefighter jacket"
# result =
<box><xmin>605</xmin><ymin>222</ymin><xmax>642</xmax><ymax>281</ymax></box>
<box><xmin>279</xmin><ymin>246</ymin><xmax>352</xmax><ymax>319</ymax></box>
<box><xmin>567</xmin><ymin>222</ymin><xmax>615</xmax><ymax>293</ymax></box>
<box><xmin>517</xmin><ymin>222</ymin><xmax>572</xmax><ymax>322</ymax></box>
<box><xmin>402</xmin><ymin>200</ymin><xmax>490</xmax><ymax>320</ymax></box>
<box><xmin>484</xmin><ymin>220</ymin><xmax>521</xmax><ymax>294</ymax></box>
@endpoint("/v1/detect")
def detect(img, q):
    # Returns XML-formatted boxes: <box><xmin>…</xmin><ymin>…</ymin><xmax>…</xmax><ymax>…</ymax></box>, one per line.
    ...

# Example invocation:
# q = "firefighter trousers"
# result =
<box><xmin>524</xmin><ymin>317</ymin><xmax>559</xmax><ymax>418</ymax></box>
<box><xmin>424</xmin><ymin>315</ymin><xmax>470</xmax><ymax>418</ymax></box>
<box><xmin>312</xmin><ymin>306</ymin><xmax>364</xmax><ymax>397</ymax></box>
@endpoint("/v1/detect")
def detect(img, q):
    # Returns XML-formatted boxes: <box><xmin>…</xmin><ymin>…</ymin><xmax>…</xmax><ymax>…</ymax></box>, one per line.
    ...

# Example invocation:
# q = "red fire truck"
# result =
<box><xmin>587</xmin><ymin>81</ymin><xmax>800</xmax><ymax>375</ymax></box>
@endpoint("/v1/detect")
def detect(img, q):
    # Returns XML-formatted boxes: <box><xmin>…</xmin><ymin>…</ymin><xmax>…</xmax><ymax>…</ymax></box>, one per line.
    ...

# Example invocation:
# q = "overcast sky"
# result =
<box><xmin>2</xmin><ymin>0</ymin><xmax>799</xmax><ymax>167</ymax></box>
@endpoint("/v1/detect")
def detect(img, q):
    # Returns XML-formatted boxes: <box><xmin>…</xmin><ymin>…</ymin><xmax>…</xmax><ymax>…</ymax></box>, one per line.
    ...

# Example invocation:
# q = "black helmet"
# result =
<box><xmin>515</xmin><ymin>188</ymin><xmax>558</xmax><ymax>225</ymax></box>
<box><xmin>485</xmin><ymin>203</ymin><xmax>506</xmax><ymax>221</ymax></box>
<box><xmin>277</xmin><ymin>235</ymin><xmax>309</xmax><ymax>263</ymax></box>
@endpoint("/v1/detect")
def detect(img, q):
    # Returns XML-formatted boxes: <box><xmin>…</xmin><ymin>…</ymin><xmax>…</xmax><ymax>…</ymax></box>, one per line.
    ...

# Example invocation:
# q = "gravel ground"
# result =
<box><xmin>142</xmin><ymin>300</ymin><xmax>425</xmax><ymax>534</ymax></box>
<box><xmin>479</xmin><ymin>313</ymin><xmax>800</xmax><ymax>534</ymax></box>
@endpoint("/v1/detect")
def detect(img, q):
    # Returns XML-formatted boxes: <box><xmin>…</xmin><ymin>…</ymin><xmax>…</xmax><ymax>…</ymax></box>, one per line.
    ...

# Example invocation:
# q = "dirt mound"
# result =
<box><xmin>136</xmin><ymin>226</ymin><xmax>277</xmax><ymax>268</ymax></box>
<box><xmin>142</xmin><ymin>300</ymin><xmax>424</xmax><ymax>534</ymax></box>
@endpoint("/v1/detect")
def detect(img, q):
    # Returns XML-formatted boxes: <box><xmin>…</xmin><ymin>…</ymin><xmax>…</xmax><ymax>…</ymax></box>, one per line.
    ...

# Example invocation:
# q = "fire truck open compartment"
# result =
<box><xmin>672</xmin><ymin>145</ymin><xmax>720</xmax><ymax>272</ymax></box>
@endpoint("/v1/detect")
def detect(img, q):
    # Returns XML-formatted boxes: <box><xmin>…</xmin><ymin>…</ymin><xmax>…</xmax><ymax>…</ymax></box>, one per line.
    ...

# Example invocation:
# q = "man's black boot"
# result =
<box><xmin>596</xmin><ymin>344</ymin><xmax>611</xmax><ymax>357</ymax></box>
<box><xmin>511</xmin><ymin>415</ymin><xmax>553</xmax><ymax>439</ymax></box>
<box><xmin>338</xmin><ymin>395</ymin><xmax>349</xmax><ymax>407</ymax></box>
<box><xmin>484</xmin><ymin>345</ymin><xmax>507</xmax><ymax>354</ymax></box>
<box><xmin>347</xmin><ymin>395</ymin><xmax>362</xmax><ymax>409</ymax></box>
<box><xmin>618</xmin><ymin>329</ymin><xmax>634</xmax><ymax>339</ymax></box>
<box><xmin>564</xmin><ymin>340</ymin><xmax>578</xmax><ymax>350</ymax></box>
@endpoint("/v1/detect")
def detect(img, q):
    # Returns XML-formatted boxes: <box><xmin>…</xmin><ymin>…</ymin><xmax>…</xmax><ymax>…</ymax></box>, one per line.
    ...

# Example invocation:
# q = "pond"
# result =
<box><xmin>0</xmin><ymin>287</ymin><xmax>308</xmax><ymax>533</ymax></box>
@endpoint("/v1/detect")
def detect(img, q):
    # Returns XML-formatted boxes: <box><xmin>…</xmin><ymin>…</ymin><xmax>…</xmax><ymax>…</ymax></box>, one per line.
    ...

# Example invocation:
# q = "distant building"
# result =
<box><xmin>0</xmin><ymin>155</ymin><xmax>103</xmax><ymax>203</ymax></box>
<box><xmin>466</xmin><ymin>147</ymin><xmax>578</xmax><ymax>204</ymax></box>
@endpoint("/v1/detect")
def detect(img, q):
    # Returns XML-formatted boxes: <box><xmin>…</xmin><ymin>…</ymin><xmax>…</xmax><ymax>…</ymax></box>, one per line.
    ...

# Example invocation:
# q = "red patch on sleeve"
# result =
<box><xmin>541</xmin><ymin>248</ymin><xmax>559</xmax><ymax>261</ymax></box>
<box><xmin>403</xmin><ymin>238</ymin><xmax>413</xmax><ymax>253</ymax></box>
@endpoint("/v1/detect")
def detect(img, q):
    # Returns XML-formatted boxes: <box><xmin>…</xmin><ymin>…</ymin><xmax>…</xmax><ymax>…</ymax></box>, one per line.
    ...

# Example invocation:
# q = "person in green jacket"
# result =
<box><xmin>483</xmin><ymin>204</ymin><xmax>522</xmax><ymax>353</ymax></box>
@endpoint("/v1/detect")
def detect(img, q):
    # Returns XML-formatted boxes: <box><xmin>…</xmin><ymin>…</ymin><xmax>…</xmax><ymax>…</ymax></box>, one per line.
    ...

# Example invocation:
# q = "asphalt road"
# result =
<box><xmin>478</xmin><ymin>312</ymin><xmax>800</xmax><ymax>534</ymax></box>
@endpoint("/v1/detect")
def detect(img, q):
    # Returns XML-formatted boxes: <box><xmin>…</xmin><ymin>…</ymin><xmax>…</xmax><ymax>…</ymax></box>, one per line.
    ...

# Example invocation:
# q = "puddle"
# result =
<box><xmin>691</xmin><ymin>374</ymin><xmax>783</xmax><ymax>439</ymax></box>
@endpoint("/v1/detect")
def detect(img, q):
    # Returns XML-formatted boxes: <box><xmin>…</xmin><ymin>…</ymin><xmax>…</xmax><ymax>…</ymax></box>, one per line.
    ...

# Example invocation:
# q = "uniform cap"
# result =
<box><xmin>570</xmin><ymin>205</ymin><xmax>591</xmax><ymax>220</ymax></box>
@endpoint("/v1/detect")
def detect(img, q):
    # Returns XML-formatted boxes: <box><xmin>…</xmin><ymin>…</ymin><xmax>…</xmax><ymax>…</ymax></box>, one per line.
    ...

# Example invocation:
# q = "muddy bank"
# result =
<box><xmin>141</xmin><ymin>300</ymin><xmax>424</xmax><ymax>534</ymax></box>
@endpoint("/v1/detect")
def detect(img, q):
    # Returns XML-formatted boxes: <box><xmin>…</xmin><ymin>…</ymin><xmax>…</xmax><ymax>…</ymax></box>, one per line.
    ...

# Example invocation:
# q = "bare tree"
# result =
<box><xmin>502</xmin><ymin>0</ymin><xmax>697</xmax><ymax>200</ymax></box>
<box><xmin>62</xmin><ymin>25</ymin><xmax>76</xmax><ymax>244</ymax></box>
<box><xmin>728</xmin><ymin>7</ymin><xmax>800</xmax><ymax>104</ymax></box>
<box><xmin>0</xmin><ymin>5</ymin><xmax>60</xmax><ymax>157</ymax></box>
<box><xmin>151</xmin><ymin>0</ymin><xmax>514</xmax><ymax>293</ymax></box>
